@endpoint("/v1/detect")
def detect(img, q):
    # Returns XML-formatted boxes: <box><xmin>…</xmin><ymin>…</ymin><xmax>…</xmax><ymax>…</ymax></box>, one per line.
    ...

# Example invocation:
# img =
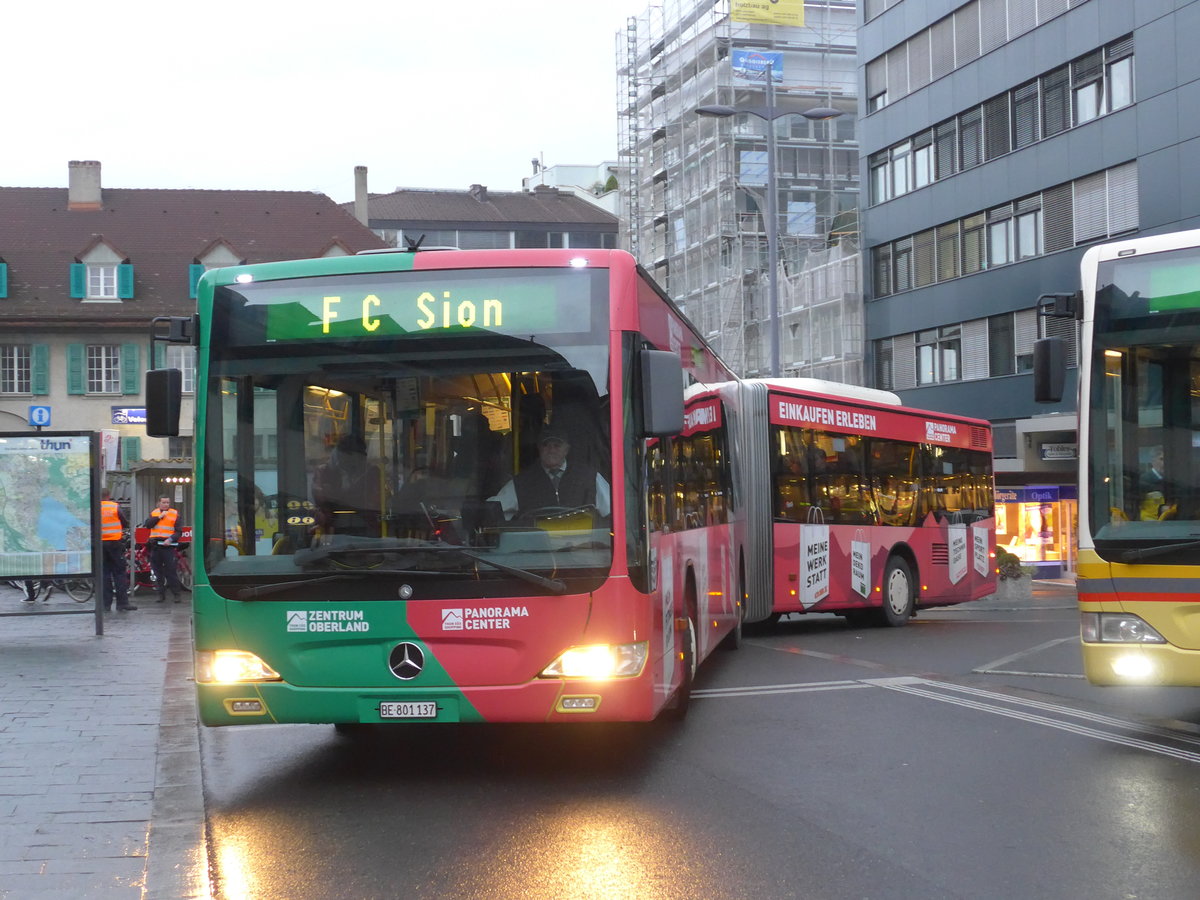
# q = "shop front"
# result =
<box><xmin>994</xmin><ymin>485</ymin><xmax>1077</xmax><ymax>579</ymax></box>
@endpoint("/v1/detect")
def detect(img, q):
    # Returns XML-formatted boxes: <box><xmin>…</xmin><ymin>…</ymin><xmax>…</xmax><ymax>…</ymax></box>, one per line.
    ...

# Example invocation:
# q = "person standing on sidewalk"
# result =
<box><xmin>142</xmin><ymin>496</ymin><xmax>185</xmax><ymax>602</ymax></box>
<box><xmin>100</xmin><ymin>488</ymin><xmax>136</xmax><ymax>611</ymax></box>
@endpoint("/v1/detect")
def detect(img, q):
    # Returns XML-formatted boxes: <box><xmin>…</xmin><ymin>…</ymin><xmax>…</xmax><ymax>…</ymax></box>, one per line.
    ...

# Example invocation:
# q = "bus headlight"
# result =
<box><xmin>539</xmin><ymin>642</ymin><xmax>648</xmax><ymax>679</ymax></box>
<box><xmin>1080</xmin><ymin>612</ymin><xmax>1166</xmax><ymax>644</ymax></box>
<box><xmin>195</xmin><ymin>650</ymin><xmax>282</xmax><ymax>684</ymax></box>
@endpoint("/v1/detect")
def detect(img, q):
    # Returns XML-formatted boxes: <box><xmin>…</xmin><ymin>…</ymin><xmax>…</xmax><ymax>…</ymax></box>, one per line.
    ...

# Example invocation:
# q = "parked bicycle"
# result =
<box><xmin>5</xmin><ymin>577</ymin><xmax>94</xmax><ymax>603</ymax></box>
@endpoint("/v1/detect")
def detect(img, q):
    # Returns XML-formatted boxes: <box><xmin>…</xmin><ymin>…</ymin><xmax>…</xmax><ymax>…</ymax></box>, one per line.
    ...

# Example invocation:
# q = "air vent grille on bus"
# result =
<box><xmin>970</xmin><ymin>426</ymin><xmax>989</xmax><ymax>449</ymax></box>
<box><xmin>931</xmin><ymin>544</ymin><xmax>949</xmax><ymax>565</ymax></box>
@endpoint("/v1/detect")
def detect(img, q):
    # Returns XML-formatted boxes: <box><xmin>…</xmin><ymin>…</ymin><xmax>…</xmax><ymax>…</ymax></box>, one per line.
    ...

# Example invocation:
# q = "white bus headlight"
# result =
<box><xmin>195</xmin><ymin>650</ymin><xmax>282</xmax><ymax>684</ymax></box>
<box><xmin>1080</xmin><ymin>612</ymin><xmax>1166</xmax><ymax>644</ymax></box>
<box><xmin>539</xmin><ymin>642</ymin><xmax>648</xmax><ymax>679</ymax></box>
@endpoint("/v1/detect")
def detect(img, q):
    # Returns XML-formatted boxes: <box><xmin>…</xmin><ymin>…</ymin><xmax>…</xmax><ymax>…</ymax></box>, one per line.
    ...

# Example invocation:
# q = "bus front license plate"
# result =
<box><xmin>379</xmin><ymin>701</ymin><xmax>438</xmax><ymax>719</ymax></box>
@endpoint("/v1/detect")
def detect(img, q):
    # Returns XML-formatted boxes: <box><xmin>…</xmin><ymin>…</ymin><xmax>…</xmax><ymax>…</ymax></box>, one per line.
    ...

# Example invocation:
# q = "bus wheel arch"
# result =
<box><xmin>662</xmin><ymin>569</ymin><xmax>698</xmax><ymax>720</ymax></box>
<box><xmin>719</xmin><ymin>553</ymin><xmax>746</xmax><ymax>651</ymax></box>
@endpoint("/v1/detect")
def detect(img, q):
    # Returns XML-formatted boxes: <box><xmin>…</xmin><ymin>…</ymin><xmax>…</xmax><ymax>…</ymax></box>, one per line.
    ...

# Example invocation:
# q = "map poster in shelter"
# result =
<box><xmin>0</xmin><ymin>433</ymin><xmax>96</xmax><ymax>577</ymax></box>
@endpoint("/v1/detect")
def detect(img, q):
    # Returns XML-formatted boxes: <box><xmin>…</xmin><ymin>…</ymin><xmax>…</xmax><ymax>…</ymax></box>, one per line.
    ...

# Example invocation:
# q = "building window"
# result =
<box><xmin>958</xmin><ymin>108</ymin><xmax>983</xmax><ymax>170</ymax></box>
<box><xmin>0</xmin><ymin>345</ymin><xmax>30</xmax><ymax>394</ymax></box>
<box><xmin>988</xmin><ymin>314</ymin><xmax>1015</xmax><ymax>376</ymax></box>
<box><xmin>913</xmin><ymin>137</ymin><xmax>933</xmax><ymax>189</ymax></box>
<box><xmin>875</xmin><ymin>338</ymin><xmax>894</xmax><ymax>390</ymax></box>
<box><xmin>890</xmin><ymin>142</ymin><xmax>911</xmax><ymax>197</ymax></box>
<box><xmin>916</xmin><ymin>330</ymin><xmax>939</xmax><ymax>385</ymax></box>
<box><xmin>916</xmin><ymin>327</ymin><xmax>962</xmax><ymax>385</ymax></box>
<box><xmin>869</xmin><ymin>163</ymin><xmax>1137</xmax><ymax>299</ymax></box>
<box><xmin>961</xmin><ymin>214</ymin><xmax>985</xmax><ymax>276</ymax></box>
<box><xmin>88</xmin><ymin>264</ymin><xmax>118</xmax><ymax>299</ymax></box>
<box><xmin>987</xmin><ymin>214</ymin><xmax>1013</xmax><ymax>267</ymax></box>
<box><xmin>1016</xmin><ymin>208</ymin><xmax>1042</xmax><ymax>259</ymax></box>
<box><xmin>1072</xmin><ymin>51</ymin><xmax>1104</xmax><ymax>124</ymax></box>
<box><xmin>1012</xmin><ymin>80</ymin><xmax>1040</xmax><ymax>149</ymax></box>
<box><xmin>867</xmin><ymin>37</ymin><xmax>1134</xmax><ymax>209</ymax></box>
<box><xmin>87</xmin><ymin>345</ymin><xmax>121</xmax><ymax>394</ymax></box>
<box><xmin>870</xmin><ymin>152</ymin><xmax>890</xmax><ymax>204</ymax></box>
<box><xmin>1108</xmin><ymin>55</ymin><xmax>1133</xmax><ymax>112</ymax></box>
<box><xmin>166</xmin><ymin>345</ymin><xmax>196</xmax><ymax>394</ymax></box>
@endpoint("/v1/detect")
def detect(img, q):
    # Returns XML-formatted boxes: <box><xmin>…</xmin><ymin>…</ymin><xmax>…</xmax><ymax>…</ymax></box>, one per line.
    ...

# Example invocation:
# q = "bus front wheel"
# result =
<box><xmin>661</xmin><ymin>613</ymin><xmax>696</xmax><ymax>721</ymax></box>
<box><xmin>880</xmin><ymin>556</ymin><xmax>915</xmax><ymax>627</ymax></box>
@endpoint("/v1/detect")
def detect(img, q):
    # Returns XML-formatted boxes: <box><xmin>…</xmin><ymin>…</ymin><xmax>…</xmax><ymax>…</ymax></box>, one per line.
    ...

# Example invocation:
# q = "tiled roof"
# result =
<box><xmin>349</xmin><ymin>185</ymin><xmax>618</xmax><ymax>229</ymax></box>
<box><xmin>0</xmin><ymin>186</ymin><xmax>387</xmax><ymax>326</ymax></box>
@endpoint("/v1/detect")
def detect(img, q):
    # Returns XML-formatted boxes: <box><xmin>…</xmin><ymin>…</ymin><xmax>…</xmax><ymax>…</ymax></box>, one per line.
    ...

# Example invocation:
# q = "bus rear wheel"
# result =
<box><xmin>880</xmin><ymin>556</ymin><xmax>915</xmax><ymax>627</ymax></box>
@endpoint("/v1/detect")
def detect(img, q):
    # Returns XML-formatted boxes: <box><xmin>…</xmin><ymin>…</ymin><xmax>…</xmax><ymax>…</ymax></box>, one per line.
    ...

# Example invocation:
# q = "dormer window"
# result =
<box><xmin>89</xmin><ymin>264</ymin><xmax>118</xmax><ymax>299</ymax></box>
<box><xmin>70</xmin><ymin>238</ymin><xmax>133</xmax><ymax>301</ymax></box>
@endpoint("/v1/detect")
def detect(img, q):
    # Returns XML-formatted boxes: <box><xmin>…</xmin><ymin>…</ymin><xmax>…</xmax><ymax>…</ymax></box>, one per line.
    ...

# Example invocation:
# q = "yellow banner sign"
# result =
<box><xmin>731</xmin><ymin>0</ymin><xmax>805</xmax><ymax>27</ymax></box>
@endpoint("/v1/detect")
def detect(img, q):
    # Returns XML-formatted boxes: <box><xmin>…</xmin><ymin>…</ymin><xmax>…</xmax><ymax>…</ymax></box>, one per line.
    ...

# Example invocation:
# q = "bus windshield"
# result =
<box><xmin>202</xmin><ymin>267</ymin><xmax>615</xmax><ymax>599</ymax></box>
<box><xmin>1088</xmin><ymin>246</ymin><xmax>1200</xmax><ymax>559</ymax></box>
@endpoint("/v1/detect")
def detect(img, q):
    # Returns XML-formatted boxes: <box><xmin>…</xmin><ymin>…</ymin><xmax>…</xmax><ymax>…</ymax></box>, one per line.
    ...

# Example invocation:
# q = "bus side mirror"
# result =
<box><xmin>146</xmin><ymin>368</ymin><xmax>183</xmax><ymax>437</ymax></box>
<box><xmin>1033</xmin><ymin>337</ymin><xmax>1066</xmax><ymax>403</ymax></box>
<box><xmin>640</xmin><ymin>349</ymin><xmax>684</xmax><ymax>437</ymax></box>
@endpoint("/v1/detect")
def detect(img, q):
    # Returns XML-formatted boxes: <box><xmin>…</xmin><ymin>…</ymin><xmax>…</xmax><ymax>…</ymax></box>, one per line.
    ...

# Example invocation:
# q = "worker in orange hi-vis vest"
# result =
<box><xmin>100</xmin><ymin>488</ymin><xmax>135</xmax><ymax>611</ymax></box>
<box><xmin>142</xmin><ymin>496</ymin><xmax>185</xmax><ymax>602</ymax></box>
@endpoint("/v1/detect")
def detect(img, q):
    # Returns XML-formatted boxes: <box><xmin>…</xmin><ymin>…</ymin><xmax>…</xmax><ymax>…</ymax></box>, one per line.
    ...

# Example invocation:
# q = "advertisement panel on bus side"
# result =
<box><xmin>768</xmin><ymin>394</ymin><xmax>989</xmax><ymax>450</ymax></box>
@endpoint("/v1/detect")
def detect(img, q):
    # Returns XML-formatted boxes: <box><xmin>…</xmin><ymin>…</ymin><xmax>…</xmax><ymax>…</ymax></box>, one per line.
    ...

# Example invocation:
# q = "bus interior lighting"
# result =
<box><xmin>539</xmin><ymin>642</ymin><xmax>648</xmax><ymax>680</ymax></box>
<box><xmin>196</xmin><ymin>650</ymin><xmax>282</xmax><ymax>684</ymax></box>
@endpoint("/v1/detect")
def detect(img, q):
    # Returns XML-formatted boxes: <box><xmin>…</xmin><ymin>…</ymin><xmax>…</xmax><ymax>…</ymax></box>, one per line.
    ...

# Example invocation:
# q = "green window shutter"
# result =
<box><xmin>120</xmin><ymin>343</ymin><xmax>140</xmax><ymax>394</ymax></box>
<box><xmin>153</xmin><ymin>342</ymin><xmax>166</xmax><ymax>368</ymax></box>
<box><xmin>66</xmin><ymin>343</ymin><xmax>85</xmax><ymax>394</ymax></box>
<box><xmin>30</xmin><ymin>344</ymin><xmax>49</xmax><ymax>395</ymax></box>
<box><xmin>189</xmin><ymin>264</ymin><xmax>205</xmax><ymax>299</ymax></box>
<box><xmin>69</xmin><ymin>263</ymin><xmax>86</xmax><ymax>299</ymax></box>
<box><xmin>117</xmin><ymin>264</ymin><xmax>135</xmax><ymax>299</ymax></box>
<box><xmin>0</xmin><ymin>262</ymin><xmax>8</xmax><ymax>298</ymax></box>
<box><xmin>120</xmin><ymin>436</ymin><xmax>141</xmax><ymax>466</ymax></box>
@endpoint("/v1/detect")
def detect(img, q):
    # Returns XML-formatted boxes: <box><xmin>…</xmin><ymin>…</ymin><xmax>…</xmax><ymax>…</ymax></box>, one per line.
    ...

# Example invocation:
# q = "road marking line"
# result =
<box><xmin>694</xmin><ymin>680</ymin><xmax>871</xmax><ymax>699</ymax></box>
<box><xmin>867</xmin><ymin>677</ymin><xmax>1200</xmax><ymax>763</ymax></box>
<box><xmin>974</xmin><ymin>636</ymin><xmax>1077</xmax><ymax>675</ymax></box>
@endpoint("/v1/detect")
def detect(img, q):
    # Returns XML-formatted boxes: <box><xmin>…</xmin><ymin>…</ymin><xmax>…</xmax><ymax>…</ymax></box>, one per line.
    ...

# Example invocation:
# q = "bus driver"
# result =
<box><xmin>490</xmin><ymin>427</ymin><xmax>611</xmax><ymax>521</ymax></box>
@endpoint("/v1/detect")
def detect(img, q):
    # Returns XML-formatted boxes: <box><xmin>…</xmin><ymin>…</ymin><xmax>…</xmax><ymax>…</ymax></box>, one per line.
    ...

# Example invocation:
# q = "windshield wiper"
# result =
<box><xmin>1108</xmin><ymin>539</ymin><xmax>1200</xmax><ymax>563</ymax></box>
<box><xmin>296</xmin><ymin>542</ymin><xmax>567</xmax><ymax>594</ymax></box>
<box><xmin>236</xmin><ymin>573</ymin><xmax>368</xmax><ymax>600</ymax></box>
<box><xmin>447</xmin><ymin>547</ymin><xmax>567</xmax><ymax>594</ymax></box>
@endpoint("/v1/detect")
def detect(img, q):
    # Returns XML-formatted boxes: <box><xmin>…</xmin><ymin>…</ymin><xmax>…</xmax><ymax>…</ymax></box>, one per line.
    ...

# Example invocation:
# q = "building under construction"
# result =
<box><xmin>616</xmin><ymin>0</ymin><xmax>861</xmax><ymax>378</ymax></box>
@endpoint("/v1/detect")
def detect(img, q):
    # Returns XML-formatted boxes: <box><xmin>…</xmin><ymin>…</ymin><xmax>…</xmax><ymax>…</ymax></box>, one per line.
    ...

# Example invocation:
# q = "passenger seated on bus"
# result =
<box><xmin>312</xmin><ymin>434</ymin><xmax>384</xmax><ymax>536</ymax></box>
<box><xmin>875</xmin><ymin>477</ymin><xmax>914</xmax><ymax>526</ymax></box>
<box><xmin>489</xmin><ymin>427</ymin><xmax>611</xmax><ymax>522</ymax></box>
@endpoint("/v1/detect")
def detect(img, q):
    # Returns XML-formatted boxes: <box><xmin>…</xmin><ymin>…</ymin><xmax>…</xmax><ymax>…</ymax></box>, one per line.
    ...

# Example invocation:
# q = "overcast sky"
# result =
<box><xmin>4</xmin><ymin>1</ymin><xmax>647</xmax><ymax>202</ymax></box>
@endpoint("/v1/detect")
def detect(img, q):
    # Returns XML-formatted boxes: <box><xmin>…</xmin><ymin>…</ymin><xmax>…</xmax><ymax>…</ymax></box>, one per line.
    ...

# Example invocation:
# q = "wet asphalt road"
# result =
<box><xmin>199</xmin><ymin>582</ymin><xmax>1200</xmax><ymax>899</ymax></box>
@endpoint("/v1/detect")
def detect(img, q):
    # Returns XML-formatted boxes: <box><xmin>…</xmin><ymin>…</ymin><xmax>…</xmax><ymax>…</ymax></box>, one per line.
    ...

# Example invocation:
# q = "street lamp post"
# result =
<box><xmin>697</xmin><ymin>61</ymin><xmax>842</xmax><ymax>378</ymax></box>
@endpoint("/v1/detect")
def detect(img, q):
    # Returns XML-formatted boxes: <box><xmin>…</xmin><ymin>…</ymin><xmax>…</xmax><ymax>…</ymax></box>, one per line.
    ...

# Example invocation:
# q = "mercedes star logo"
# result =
<box><xmin>389</xmin><ymin>642</ymin><xmax>425</xmax><ymax>680</ymax></box>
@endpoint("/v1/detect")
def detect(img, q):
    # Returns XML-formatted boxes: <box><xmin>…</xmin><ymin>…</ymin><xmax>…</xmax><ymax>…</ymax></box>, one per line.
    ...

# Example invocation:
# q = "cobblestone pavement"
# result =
<box><xmin>0</xmin><ymin>582</ymin><xmax>206</xmax><ymax>899</ymax></box>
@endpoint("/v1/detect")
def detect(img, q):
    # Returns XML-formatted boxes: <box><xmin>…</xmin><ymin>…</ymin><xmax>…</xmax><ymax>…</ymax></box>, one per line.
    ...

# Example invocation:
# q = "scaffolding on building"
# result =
<box><xmin>616</xmin><ymin>0</ymin><xmax>861</xmax><ymax>380</ymax></box>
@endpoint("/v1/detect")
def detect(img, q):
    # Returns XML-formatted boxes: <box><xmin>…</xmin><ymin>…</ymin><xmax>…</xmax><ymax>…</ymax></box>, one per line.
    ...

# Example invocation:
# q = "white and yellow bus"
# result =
<box><xmin>1038</xmin><ymin>228</ymin><xmax>1200</xmax><ymax>685</ymax></box>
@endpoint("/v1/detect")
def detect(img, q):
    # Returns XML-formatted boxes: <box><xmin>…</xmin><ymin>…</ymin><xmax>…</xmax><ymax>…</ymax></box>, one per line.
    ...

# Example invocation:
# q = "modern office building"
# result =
<box><xmin>617</xmin><ymin>0</ymin><xmax>860</xmax><ymax>377</ymax></box>
<box><xmin>859</xmin><ymin>0</ymin><xmax>1200</xmax><ymax>575</ymax></box>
